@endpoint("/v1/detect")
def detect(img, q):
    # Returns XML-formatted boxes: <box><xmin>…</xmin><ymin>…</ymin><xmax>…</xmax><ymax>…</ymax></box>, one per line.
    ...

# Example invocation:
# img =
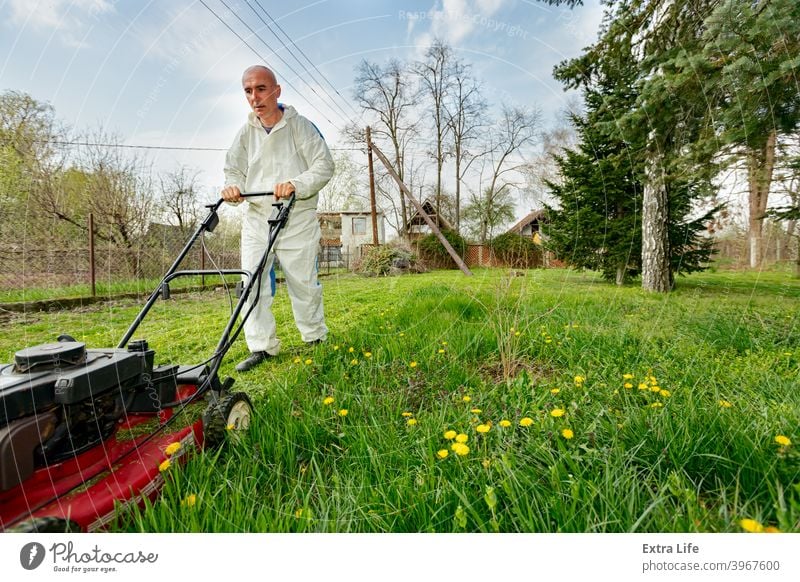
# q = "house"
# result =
<box><xmin>405</xmin><ymin>200</ymin><xmax>454</xmax><ymax>240</ymax></box>
<box><xmin>318</xmin><ymin>210</ymin><xmax>386</xmax><ymax>266</ymax></box>
<box><xmin>508</xmin><ymin>210</ymin><xmax>548</xmax><ymax>245</ymax></box>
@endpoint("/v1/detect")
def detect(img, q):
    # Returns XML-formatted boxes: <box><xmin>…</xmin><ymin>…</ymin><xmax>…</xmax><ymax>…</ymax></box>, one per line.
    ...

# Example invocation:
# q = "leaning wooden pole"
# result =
<box><xmin>366</xmin><ymin>126</ymin><xmax>379</xmax><ymax>247</ymax></box>
<box><xmin>370</xmin><ymin>142</ymin><xmax>472</xmax><ymax>277</ymax></box>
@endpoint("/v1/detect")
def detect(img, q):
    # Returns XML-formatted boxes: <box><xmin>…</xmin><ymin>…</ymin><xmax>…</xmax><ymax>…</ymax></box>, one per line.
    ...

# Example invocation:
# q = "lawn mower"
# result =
<box><xmin>0</xmin><ymin>192</ymin><xmax>292</xmax><ymax>532</ymax></box>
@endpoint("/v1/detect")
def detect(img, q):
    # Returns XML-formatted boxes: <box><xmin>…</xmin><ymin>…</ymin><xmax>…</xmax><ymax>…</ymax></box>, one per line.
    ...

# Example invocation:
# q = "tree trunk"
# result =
<box><xmin>454</xmin><ymin>150</ymin><xmax>461</xmax><ymax>233</ymax></box>
<box><xmin>616</xmin><ymin>265</ymin><xmax>625</xmax><ymax>286</ymax></box>
<box><xmin>642</xmin><ymin>148</ymin><xmax>671</xmax><ymax>293</ymax></box>
<box><xmin>746</xmin><ymin>129</ymin><xmax>777</xmax><ymax>269</ymax></box>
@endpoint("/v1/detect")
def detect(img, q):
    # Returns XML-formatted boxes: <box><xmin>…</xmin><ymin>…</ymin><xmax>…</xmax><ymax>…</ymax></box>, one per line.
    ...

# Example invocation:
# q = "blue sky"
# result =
<box><xmin>0</xmin><ymin>0</ymin><xmax>604</xmax><ymax>205</ymax></box>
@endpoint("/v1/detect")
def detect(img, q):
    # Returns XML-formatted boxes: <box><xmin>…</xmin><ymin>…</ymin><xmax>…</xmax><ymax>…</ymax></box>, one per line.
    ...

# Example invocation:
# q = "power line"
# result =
<box><xmin>241</xmin><ymin>0</ymin><xmax>356</xmax><ymax>121</ymax></box>
<box><xmin>249</xmin><ymin>0</ymin><xmax>362</xmax><ymax>120</ymax></box>
<box><xmin>197</xmin><ymin>0</ymin><xmax>339</xmax><ymax>129</ymax></box>
<box><xmin>42</xmin><ymin>139</ymin><xmax>360</xmax><ymax>153</ymax></box>
<box><xmin>46</xmin><ymin>140</ymin><xmax>227</xmax><ymax>151</ymax></box>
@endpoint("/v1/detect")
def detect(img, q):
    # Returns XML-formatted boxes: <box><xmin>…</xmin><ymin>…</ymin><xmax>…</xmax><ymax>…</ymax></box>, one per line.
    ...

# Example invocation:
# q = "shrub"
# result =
<box><xmin>489</xmin><ymin>232</ymin><xmax>543</xmax><ymax>268</ymax></box>
<box><xmin>355</xmin><ymin>243</ymin><xmax>424</xmax><ymax>276</ymax></box>
<box><xmin>416</xmin><ymin>230</ymin><xmax>467</xmax><ymax>269</ymax></box>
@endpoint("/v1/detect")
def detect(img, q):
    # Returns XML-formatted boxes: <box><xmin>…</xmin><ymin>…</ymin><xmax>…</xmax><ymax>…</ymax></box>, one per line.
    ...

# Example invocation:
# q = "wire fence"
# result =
<box><xmin>0</xmin><ymin>220</ymin><xmax>355</xmax><ymax>304</ymax></box>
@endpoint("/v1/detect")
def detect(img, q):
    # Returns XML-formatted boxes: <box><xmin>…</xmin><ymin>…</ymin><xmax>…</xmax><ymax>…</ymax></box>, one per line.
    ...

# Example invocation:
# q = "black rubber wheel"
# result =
<box><xmin>8</xmin><ymin>516</ymin><xmax>81</xmax><ymax>533</ymax></box>
<box><xmin>202</xmin><ymin>392</ymin><xmax>253</xmax><ymax>449</ymax></box>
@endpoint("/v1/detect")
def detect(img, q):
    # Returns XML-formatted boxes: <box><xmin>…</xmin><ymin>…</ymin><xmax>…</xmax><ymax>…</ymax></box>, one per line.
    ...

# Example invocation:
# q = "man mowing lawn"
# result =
<box><xmin>221</xmin><ymin>65</ymin><xmax>335</xmax><ymax>372</ymax></box>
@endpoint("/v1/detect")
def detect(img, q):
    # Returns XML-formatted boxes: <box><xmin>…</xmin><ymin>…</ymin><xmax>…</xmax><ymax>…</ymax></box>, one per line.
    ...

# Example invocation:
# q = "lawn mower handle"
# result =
<box><xmin>117</xmin><ymin>191</ymin><xmax>294</xmax><ymax>350</ymax></box>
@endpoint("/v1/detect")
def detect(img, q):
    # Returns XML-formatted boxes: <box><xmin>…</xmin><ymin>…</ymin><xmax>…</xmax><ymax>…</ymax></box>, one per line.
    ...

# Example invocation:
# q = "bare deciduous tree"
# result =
<box><xmin>414</xmin><ymin>39</ymin><xmax>454</xmax><ymax>218</ymax></box>
<box><xmin>352</xmin><ymin>59</ymin><xmax>419</xmax><ymax>235</ymax></box>
<box><xmin>159</xmin><ymin>165</ymin><xmax>203</xmax><ymax>233</ymax></box>
<box><xmin>445</xmin><ymin>59</ymin><xmax>485</xmax><ymax>233</ymax></box>
<box><xmin>467</xmin><ymin>104</ymin><xmax>541</xmax><ymax>244</ymax></box>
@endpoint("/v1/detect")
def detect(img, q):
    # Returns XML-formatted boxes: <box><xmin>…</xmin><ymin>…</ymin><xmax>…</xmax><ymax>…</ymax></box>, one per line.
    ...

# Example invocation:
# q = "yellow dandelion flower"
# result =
<box><xmin>441</xmin><ymin>341</ymin><xmax>448</xmax><ymax>346</ymax></box>
<box><xmin>409</xmin><ymin>361</ymin><xmax>417</xmax><ymax>368</ymax></box>
<box><xmin>181</xmin><ymin>494</ymin><xmax>196</xmax><ymax>508</ymax></box>
<box><xmin>436</xmin><ymin>449</ymin><xmax>449</xmax><ymax>459</ymax></box>
<box><xmin>545</xmin><ymin>339</ymin><xmax>553</xmax><ymax>344</ymax></box>
<box><xmin>304</xmin><ymin>358</ymin><xmax>313</xmax><ymax>365</ymax></box>
<box><xmin>401</xmin><ymin>411</ymin><xmax>413</xmax><ymax>417</ymax></box>
<box><xmin>482</xmin><ymin>458</ymin><xmax>491</xmax><ymax>469</ymax></box>
<box><xmin>444</xmin><ymin>430</ymin><xmax>457</xmax><ymax>440</ymax></box>
<box><xmin>623</xmin><ymin>383</ymin><xmax>633</xmax><ymax>389</ymax></box>
<box><xmin>293</xmin><ymin>357</ymin><xmax>302</xmax><ymax>364</ymax></box>
<box><xmin>364</xmin><ymin>351</ymin><xmax>372</xmax><ymax>358</ymax></box>
<box><xmin>399</xmin><ymin>332</ymin><xmax>405</xmax><ymax>337</ymax></box>
<box><xmin>519</xmin><ymin>417</ymin><xmax>534</xmax><ymax>427</ymax></box>
<box><xmin>550</xmin><ymin>388</ymin><xmax>560</xmax><ymax>395</ymax></box>
<box><xmin>438</xmin><ymin>348</ymin><xmax>445</xmax><ymax>354</ymax></box>
<box><xmin>550</xmin><ymin>408</ymin><xmax>565</xmax><ymax>418</ymax></box>
<box><xmin>470</xmin><ymin>408</ymin><xmax>482</xmax><ymax>414</ymax></box>
<box><xmin>623</xmin><ymin>373</ymin><xmax>634</xmax><ymax>380</ymax></box>
<box><xmin>574</xmin><ymin>375</ymin><xmax>585</xmax><ymax>384</ymax></box>
<box><xmin>648</xmin><ymin>375</ymin><xmax>658</xmax><ymax>385</ymax></box>
<box><xmin>499</xmin><ymin>420</ymin><xmax>511</xmax><ymax>428</ymax></box>
<box><xmin>164</xmin><ymin>442</ymin><xmax>181</xmax><ymax>456</ymax></box>
<box><xmin>476</xmin><ymin>424</ymin><xmax>491</xmax><ymax>434</ymax></box>
<box><xmin>764</xmin><ymin>526</ymin><xmax>781</xmax><ymax>533</ymax></box>
<box><xmin>455</xmin><ymin>433</ymin><xmax>468</xmax><ymax>443</ymax></box>
<box><xmin>739</xmin><ymin>519</ymin><xmax>764</xmax><ymax>533</ymax></box>
<box><xmin>775</xmin><ymin>435</ymin><xmax>792</xmax><ymax>447</ymax></box>
<box><xmin>349</xmin><ymin>358</ymin><xmax>358</xmax><ymax>365</ymax></box>
<box><xmin>719</xmin><ymin>399</ymin><xmax>733</xmax><ymax>408</ymax></box>
<box><xmin>650</xmin><ymin>402</ymin><xmax>664</xmax><ymax>408</ymax></box>
<box><xmin>561</xmin><ymin>428</ymin><xmax>574</xmax><ymax>439</ymax></box>
<box><xmin>333</xmin><ymin>345</ymin><xmax>340</xmax><ymax>351</ymax></box>
<box><xmin>323</xmin><ymin>396</ymin><xmax>334</xmax><ymax>405</ymax></box>
<box><xmin>348</xmin><ymin>347</ymin><xmax>354</xmax><ymax>353</ymax></box>
<box><xmin>451</xmin><ymin>443</ymin><xmax>470</xmax><ymax>456</ymax></box>
<box><xmin>407</xmin><ymin>418</ymin><xmax>417</xmax><ymax>426</ymax></box>
<box><xmin>338</xmin><ymin>409</ymin><xmax>348</xmax><ymax>417</ymax></box>
<box><xmin>638</xmin><ymin>383</ymin><xmax>648</xmax><ymax>390</ymax></box>
<box><xmin>650</xmin><ymin>385</ymin><xmax>661</xmax><ymax>393</ymax></box>
<box><xmin>659</xmin><ymin>389</ymin><xmax>671</xmax><ymax>397</ymax></box>
<box><xmin>462</xmin><ymin>395</ymin><xmax>472</xmax><ymax>403</ymax></box>
<box><xmin>226</xmin><ymin>423</ymin><xmax>235</xmax><ymax>431</ymax></box>
<box><xmin>514</xmin><ymin>331</ymin><xmax>521</xmax><ymax>337</ymax></box>
<box><xmin>294</xmin><ymin>508</ymin><xmax>304</xmax><ymax>518</ymax></box>
<box><xmin>158</xmin><ymin>459</ymin><xmax>171</xmax><ymax>472</ymax></box>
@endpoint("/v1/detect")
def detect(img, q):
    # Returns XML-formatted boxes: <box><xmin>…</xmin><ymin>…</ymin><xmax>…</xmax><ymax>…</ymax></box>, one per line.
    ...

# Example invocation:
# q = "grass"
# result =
<box><xmin>1</xmin><ymin>267</ymin><xmax>798</xmax><ymax>532</ymax></box>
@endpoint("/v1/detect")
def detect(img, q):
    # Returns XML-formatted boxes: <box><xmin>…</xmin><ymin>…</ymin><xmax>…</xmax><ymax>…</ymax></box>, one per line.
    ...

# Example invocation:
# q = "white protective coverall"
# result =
<box><xmin>224</xmin><ymin>104</ymin><xmax>335</xmax><ymax>355</ymax></box>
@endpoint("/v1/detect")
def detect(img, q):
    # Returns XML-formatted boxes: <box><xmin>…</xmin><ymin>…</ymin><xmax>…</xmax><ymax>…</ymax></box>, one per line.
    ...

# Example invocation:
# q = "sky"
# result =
<box><xmin>0</xmin><ymin>0</ymin><xmax>605</xmax><ymax>219</ymax></box>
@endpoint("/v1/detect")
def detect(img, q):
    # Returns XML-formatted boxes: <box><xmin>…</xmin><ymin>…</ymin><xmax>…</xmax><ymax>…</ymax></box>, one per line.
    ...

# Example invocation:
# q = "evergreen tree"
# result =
<box><xmin>548</xmin><ymin>45</ymin><xmax>717</xmax><ymax>285</ymax></box>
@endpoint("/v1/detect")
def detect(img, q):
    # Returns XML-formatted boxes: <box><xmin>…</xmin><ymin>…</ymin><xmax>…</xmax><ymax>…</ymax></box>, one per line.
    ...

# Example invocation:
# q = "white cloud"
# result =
<box><xmin>5</xmin><ymin>0</ymin><xmax>114</xmax><ymax>46</ymax></box>
<box><xmin>412</xmin><ymin>0</ymin><xmax>512</xmax><ymax>47</ymax></box>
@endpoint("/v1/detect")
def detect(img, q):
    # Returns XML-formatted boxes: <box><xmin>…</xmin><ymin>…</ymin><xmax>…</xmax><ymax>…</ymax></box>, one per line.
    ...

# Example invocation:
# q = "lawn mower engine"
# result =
<box><xmin>0</xmin><ymin>337</ymin><xmax>179</xmax><ymax>492</ymax></box>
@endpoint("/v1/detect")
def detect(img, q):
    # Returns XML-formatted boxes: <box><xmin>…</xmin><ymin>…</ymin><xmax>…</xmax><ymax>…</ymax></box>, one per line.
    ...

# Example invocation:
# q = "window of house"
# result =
<box><xmin>352</xmin><ymin>216</ymin><xmax>367</xmax><ymax>235</ymax></box>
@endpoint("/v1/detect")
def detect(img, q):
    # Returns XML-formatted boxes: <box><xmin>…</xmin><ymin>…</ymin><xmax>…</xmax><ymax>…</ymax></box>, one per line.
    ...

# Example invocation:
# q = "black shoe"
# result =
<box><xmin>235</xmin><ymin>351</ymin><xmax>273</xmax><ymax>372</ymax></box>
<box><xmin>307</xmin><ymin>338</ymin><xmax>325</xmax><ymax>346</ymax></box>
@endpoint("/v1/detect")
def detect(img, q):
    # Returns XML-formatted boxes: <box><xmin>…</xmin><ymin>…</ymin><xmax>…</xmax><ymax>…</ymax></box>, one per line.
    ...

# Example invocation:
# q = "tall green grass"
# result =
<box><xmin>1</xmin><ymin>268</ymin><xmax>798</xmax><ymax>532</ymax></box>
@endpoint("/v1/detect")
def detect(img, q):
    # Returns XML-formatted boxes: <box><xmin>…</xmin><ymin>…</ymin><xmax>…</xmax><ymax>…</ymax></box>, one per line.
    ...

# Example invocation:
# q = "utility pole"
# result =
<box><xmin>366</xmin><ymin>126</ymin><xmax>379</xmax><ymax>246</ymax></box>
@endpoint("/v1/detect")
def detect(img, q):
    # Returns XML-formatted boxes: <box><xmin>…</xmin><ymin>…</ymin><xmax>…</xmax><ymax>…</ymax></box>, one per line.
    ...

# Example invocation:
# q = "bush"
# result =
<box><xmin>416</xmin><ymin>230</ymin><xmax>467</xmax><ymax>269</ymax></box>
<box><xmin>355</xmin><ymin>244</ymin><xmax>425</xmax><ymax>276</ymax></box>
<box><xmin>489</xmin><ymin>232</ymin><xmax>543</xmax><ymax>268</ymax></box>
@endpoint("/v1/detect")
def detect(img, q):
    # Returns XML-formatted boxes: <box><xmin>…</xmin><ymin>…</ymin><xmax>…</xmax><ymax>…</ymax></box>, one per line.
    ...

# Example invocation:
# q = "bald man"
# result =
<box><xmin>222</xmin><ymin>65</ymin><xmax>335</xmax><ymax>371</ymax></box>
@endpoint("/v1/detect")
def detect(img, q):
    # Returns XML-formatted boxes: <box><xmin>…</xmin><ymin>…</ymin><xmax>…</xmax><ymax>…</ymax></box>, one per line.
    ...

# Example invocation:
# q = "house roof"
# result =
<box><xmin>508</xmin><ymin>210</ymin><xmax>547</xmax><ymax>234</ymax></box>
<box><xmin>406</xmin><ymin>200</ymin><xmax>454</xmax><ymax>231</ymax></box>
